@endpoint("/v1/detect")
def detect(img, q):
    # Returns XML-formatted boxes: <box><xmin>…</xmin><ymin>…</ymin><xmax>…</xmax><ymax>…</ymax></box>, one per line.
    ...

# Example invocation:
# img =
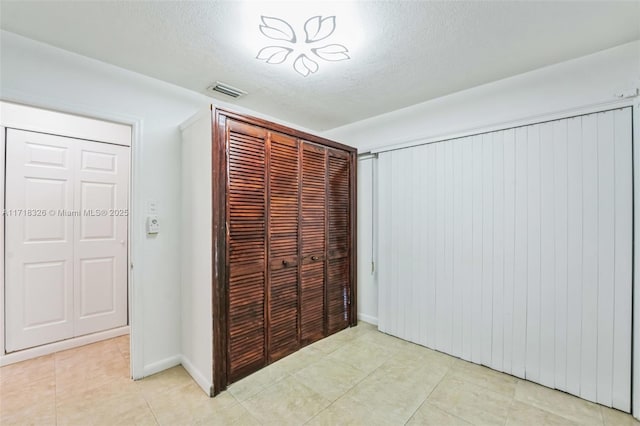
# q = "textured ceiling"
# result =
<box><xmin>1</xmin><ymin>1</ymin><xmax>639</xmax><ymax>131</ymax></box>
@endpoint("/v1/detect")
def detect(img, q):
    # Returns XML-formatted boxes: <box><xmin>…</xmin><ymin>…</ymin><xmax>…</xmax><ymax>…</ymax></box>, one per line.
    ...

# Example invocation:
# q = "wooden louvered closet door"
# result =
<box><xmin>226</xmin><ymin>120</ymin><xmax>268</xmax><ymax>382</ymax></box>
<box><xmin>267</xmin><ymin>133</ymin><xmax>300</xmax><ymax>362</ymax></box>
<box><xmin>300</xmin><ymin>142</ymin><xmax>327</xmax><ymax>345</ymax></box>
<box><xmin>326</xmin><ymin>149</ymin><xmax>351</xmax><ymax>335</ymax></box>
<box><xmin>214</xmin><ymin>109</ymin><xmax>356</xmax><ymax>392</ymax></box>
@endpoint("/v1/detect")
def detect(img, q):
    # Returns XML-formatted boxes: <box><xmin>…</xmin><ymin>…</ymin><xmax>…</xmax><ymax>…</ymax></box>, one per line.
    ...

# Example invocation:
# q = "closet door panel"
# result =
<box><xmin>227</xmin><ymin>120</ymin><xmax>268</xmax><ymax>381</ymax></box>
<box><xmin>74</xmin><ymin>140</ymin><xmax>129</xmax><ymax>337</ymax></box>
<box><xmin>300</xmin><ymin>142</ymin><xmax>327</xmax><ymax>344</ymax></box>
<box><xmin>327</xmin><ymin>150</ymin><xmax>351</xmax><ymax>334</ymax></box>
<box><xmin>213</xmin><ymin>108</ymin><xmax>356</xmax><ymax>393</ymax></box>
<box><xmin>375</xmin><ymin>107</ymin><xmax>633</xmax><ymax>411</ymax></box>
<box><xmin>268</xmin><ymin>133</ymin><xmax>300</xmax><ymax>362</ymax></box>
<box><xmin>5</xmin><ymin>130</ymin><xmax>75</xmax><ymax>352</ymax></box>
<box><xmin>228</xmin><ymin>270</ymin><xmax>265</xmax><ymax>379</ymax></box>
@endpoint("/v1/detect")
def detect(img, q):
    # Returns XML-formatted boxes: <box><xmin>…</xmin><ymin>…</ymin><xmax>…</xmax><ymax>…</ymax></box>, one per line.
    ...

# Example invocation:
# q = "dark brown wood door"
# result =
<box><xmin>226</xmin><ymin>120</ymin><xmax>268</xmax><ymax>382</ymax></box>
<box><xmin>214</xmin><ymin>108</ymin><xmax>356</xmax><ymax>393</ymax></box>
<box><xmin>267</xmin><ymin>133</ymin><xmax>300</xmax><ymax>362</ymax></box>
<box><xmin>326</xmin><ymin>149</ymin><xmax>351</xmax><ymax>335</ymax></box>
<box><xmin>300</xmin><ymin>142</ymin><xmax>326</xmax><ymax>345</ymax></box>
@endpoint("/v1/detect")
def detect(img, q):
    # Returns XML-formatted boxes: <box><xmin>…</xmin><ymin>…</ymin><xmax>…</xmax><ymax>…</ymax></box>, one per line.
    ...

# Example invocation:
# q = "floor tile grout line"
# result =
<box><xmin>144</xmin><ymin>398</ymin><xmax>161</xmax><ymax>426</ymax></box>
<box><xmin>232</xmin><ymin>385</ymin><xmax>268</xmax><ymax>425</ymax></box>
<box><xmin>244</xmin><ymin>330</ymin><xmax>381</xmax><ymax>426</ymax></box>
<box><xmin>402</xmin><ymin>361</ymin><xmax>453</xmax><ymax>425</ymax></box>
<box><xmin>240</xmin><ymin>369</ymin><xmax>333</xmax><ymax>425</ymax></box>
<box><xmin>229</xmin><ymin>368</ymin><xmax>294</xmax><ymax>403</ymax></box>
<box><xmin>502</xmin><ymin>391</ymin><xmax>517</xmax><ymax>426</ymax></box>
<box><xmin>301</xmin><ymin>345</ymin><xmax>374</xmax><ymax>425</ymax></box>
<box><xmin>303</xmin><ymin>337</ymin><xmax>410</xmax><ymax>425</ymax></box>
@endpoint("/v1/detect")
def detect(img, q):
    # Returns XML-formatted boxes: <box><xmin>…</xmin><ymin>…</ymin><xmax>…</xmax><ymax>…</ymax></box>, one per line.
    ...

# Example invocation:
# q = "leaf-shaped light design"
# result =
<box><xmin>293</xmin><ymin>54</ymin><xmax>319</xmax><ymax>77</ymax></box>
<box><xmin>304</xmin><ymin>16</ymin><xmax>336</xmax><ymax>43</ymax></box>
<box><xmin>256</xmin><ymin>46</ymin><xmax>293</xmax><ymax>64</ymax></box>
<box><xmin>260</xmin><ymin>16</ymin><xmax>296</xmax><ymax>42</ymax></box>
<box><xmin>311</xmin><ymin>44</ymin><xmax>350</xmax><ymax>61</ymax></box>
<box><xmin>256</xmin><ymin>14</ymin><xmax>350</xmax><ymax>76</ymax></box>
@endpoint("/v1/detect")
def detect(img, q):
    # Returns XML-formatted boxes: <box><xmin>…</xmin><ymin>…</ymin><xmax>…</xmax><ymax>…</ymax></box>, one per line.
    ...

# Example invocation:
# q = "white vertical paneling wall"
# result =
<box><xmin>377</xmin><ymin>107</ymin><xmax>633</xmax><ymax>411</ymax></box>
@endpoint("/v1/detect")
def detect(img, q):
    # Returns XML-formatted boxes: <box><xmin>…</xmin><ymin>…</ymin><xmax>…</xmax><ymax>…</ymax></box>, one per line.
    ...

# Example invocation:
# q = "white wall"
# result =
<box><xmin>180</xmin><ymin>111</ymin><xmax>213</xmax><ymax>395</ymax></box>
<box><xmin>325</xmin><ymin>41</ymin><xmax>640</xmax><ymax>152</ymax></box>
<box><xmin>0</xmin><ymin>31</ymin><xmax>312</xmax><ymax>379</ymax></box>
<box><xmin>356</xmin><ymin>157</ymin><xmax>377</xmax><ymax>325</ymax></box>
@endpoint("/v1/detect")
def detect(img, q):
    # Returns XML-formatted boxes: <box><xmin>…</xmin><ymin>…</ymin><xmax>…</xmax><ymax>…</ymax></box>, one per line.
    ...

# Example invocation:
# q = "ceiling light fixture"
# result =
<box><xmin>256</xmin><ymin>15</ymin><xmax>351</xmax><ymax>77</ymax></box>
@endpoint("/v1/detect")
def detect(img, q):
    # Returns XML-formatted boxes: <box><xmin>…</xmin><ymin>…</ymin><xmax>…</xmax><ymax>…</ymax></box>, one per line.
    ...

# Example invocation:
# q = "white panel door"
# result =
<box><xmin>5</xmin><ymin>129</ymin><xmax>75</xmax><ymax>352</ymax></box>
<box><xmin>5</xmin><ymin>129</ymin><xmax>129</xmax><ymax>351</ymax></box>
<box><xmin>74</xmin><ymin>141</ymin><xmax>129</xmax><ymax>336</ymax></box>
<box><xmin>377</xmin><ymin>107</ymin><xmax>633</xmax><ymax>411</ymax></box>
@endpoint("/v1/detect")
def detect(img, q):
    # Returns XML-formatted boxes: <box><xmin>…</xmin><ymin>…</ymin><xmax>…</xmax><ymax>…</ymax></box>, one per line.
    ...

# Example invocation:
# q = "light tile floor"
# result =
<box><xmin>1</xmin><ymin>324</ymin><xmax>637</xmax><ymax>425</ymax></box>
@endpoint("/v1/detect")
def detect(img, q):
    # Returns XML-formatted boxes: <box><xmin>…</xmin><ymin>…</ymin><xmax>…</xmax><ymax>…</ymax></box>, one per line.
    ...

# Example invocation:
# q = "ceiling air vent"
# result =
<box><xmin>207</xmin><ymin>81</ymin><xmax>247</xmax><ymax>99</ymax></box>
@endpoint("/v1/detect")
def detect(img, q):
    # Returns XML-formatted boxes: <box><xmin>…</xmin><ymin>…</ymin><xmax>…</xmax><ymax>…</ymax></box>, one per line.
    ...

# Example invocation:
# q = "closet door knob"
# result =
<box><xmin>282</xmin><ymin>260</ymin><xmax>289</xmax><ymax>266</ymax></box>
<box><xmin>311</xmin><ymin>255</ymin><xmax>319</xmax><ymax>261</ymax></box>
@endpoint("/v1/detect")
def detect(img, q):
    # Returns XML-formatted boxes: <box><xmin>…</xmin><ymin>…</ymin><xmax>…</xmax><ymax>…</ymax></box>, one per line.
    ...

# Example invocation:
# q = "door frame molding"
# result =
<box><xmin>211</xmin><ymin>108</ymin><xmax>358</xmax><ymax>395</ymax></box>
<box><xmin>633</xmin><ymin>100</ymin><xmax>640</xmax><ymax>418</ymax></box>
<box><xmin>0</xmin><ymin>98</ymin><xmax>142</xmax><ymax>379</ymax></box>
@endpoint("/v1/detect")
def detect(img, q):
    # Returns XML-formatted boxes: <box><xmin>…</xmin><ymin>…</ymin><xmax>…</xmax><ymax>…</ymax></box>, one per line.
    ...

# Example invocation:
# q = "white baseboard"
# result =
<box><xmin>181</xmin><ymin>355</ymin><xmax>213</xmax><ymax>396</ymax></box>
<box><xmin>0</xmin><ymin>326</ymin><xmax>130</xmax><ymax>367</ymax></box>
<box><xmin>358</xmin><ymin>313</ymin><xmax>379</xmax><ymax>326</ymax></box>
<box><xmin>143</xmin><ymin>355</ymin><xmax>181</xmax><ymax>377</ymax></box>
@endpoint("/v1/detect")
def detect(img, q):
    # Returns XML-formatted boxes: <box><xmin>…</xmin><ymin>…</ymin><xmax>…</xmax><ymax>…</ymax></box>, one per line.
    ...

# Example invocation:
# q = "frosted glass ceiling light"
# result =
<box><xmin>255</xmin><ymin>14</ymin><xmax>351</xmax><ymax>77</ymax></box>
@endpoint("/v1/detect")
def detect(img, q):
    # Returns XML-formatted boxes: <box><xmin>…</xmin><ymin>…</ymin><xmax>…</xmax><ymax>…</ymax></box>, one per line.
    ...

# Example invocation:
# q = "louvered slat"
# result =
<box><xmin>300</xmin><ymin>143</ymin><xmax>326</xmax><ymax>344</ymax></box>
<box><xmin>327</xmin><ymin>151</ymin><xmax>350</xmax><ymax>334</ymax></box>
<box><xmin>268</xmin><ymin>133</ymin><xmax>300</xmax><ymax>362</ymax></box>
<box><xmin>227</xmin><ymin>121</ymin><xmax>267</xmax><ymax>382</ymax></box>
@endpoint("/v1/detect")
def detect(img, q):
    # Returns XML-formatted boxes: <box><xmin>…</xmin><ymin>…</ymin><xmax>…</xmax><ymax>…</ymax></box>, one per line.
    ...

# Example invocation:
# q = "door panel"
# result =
<box><xmin>24</xmin><ymin>178</ymin><xmax>69</xmax><ymax>242</ymax></box>
<box><xmin>5</xmin><ymin>129</ymin><xmax>75</xmax><ymax>352</ymax></box>
<box><xmin>326</xmin><ymin>150</ymin><xmax>351</xmax><ymax>334</ymax></box>
<box><xmin>228</xmin><ymin>269</ymin><xmax>265</xmax><ymax>378</ymax></box>
<box><xmin>79</xmin><ymin>182</ymin><xmax>115</xmax><ymax>239</ymax></box>
<box><xmin>376</xmin><ymin>107</ymin><xmax>633</xmax><ymax>411</ymax></box>
<box><xmin>74</xmin><ymin>139</ymin><xmax>129</xmax><ymax>336</ymax></box>
<box><xmin>23</xmin><ymin>261</ymin><xmax>68</xmax><ymax>328</ymax></box>
<box><xmin>267</xmin><ymin>133</ymin><xmax>300</xmax><ymax>362</ymax></box>
<box><xmin>226</xmin><ymin>120</ymin><xmax>268</xmax><ymax>381</ymax></box>
<box><xmin>300</xmin><ymin>142</ymin><xmax>326</xmax><ymax>344</ymax></box>
<box><xmin>78</xmin><ymin>257</ymin><xmax>115</xmax><ymax>315</ymax></box>
<box><xmin>5</xmin><ymin>129</ymin><xmax>129</xmax><ymax>352</ymax></box>
<box><xmin>214</xmin><ymin>110</ymin><xmax>356</xmax><ymax>393</ymax></box>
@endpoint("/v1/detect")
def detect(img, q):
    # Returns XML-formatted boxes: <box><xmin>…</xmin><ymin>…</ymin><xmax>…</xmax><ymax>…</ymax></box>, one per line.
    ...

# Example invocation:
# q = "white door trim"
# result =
<box><xmin>0</xmin><ymin>97</ymin><xmax>143</xmax><ymax>379</ymax></box>
<box><xmin>633</xmin><ymin>101</ymin><xmax>640</xmax><ymax>418</ymax></box>
<box><xmin>0</xmin><ymin>101</ymin><xmax>131</xmax><ymax>146</ymax></box>
<box><xmin>0</xmin><ymin>126</ymin><xmax>4</xmax><ymax>365</ymax></box>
